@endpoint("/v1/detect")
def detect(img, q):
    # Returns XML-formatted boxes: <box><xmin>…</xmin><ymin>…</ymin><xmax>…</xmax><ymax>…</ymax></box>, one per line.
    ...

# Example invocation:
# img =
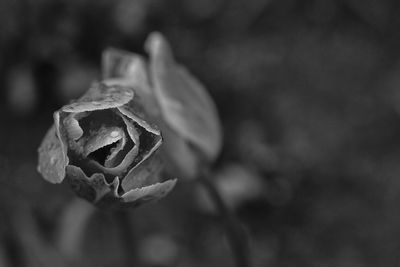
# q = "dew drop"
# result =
<box><xmin>50</xmin><ymin>156</ymin><xmax>57</xmax><ymax>165</ymax></box>
<box><xmin>110</xmin><ymin>130</ymin><xmax>119</xmax><ymax>138</ymax></box>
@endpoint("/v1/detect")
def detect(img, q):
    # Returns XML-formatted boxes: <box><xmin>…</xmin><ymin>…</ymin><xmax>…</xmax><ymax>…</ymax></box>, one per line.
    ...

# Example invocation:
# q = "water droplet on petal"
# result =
<box><xmin>110</xmin><ymin>131</ymin><xmax>119</xmax><ymax>138</ymax></box>
<box><xmin>50</xmin><ymin>156</ymin><xmax>57</xmax><ymax>165</ymax></box>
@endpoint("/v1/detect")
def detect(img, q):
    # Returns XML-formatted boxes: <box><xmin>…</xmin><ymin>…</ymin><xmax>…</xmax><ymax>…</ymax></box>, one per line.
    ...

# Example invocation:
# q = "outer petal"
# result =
<box><xmin>121</xmin><ymin>179</ymin><xmax>177</xmax><ymax>204</ymax></box>
<box><xmin>65</xmin><ymin>164</ymin><xmax>176</xmax><ymax>208</ymax></box>
<box><xmin>37</xmin><ymin>124</ymin><xmax>68</xmax><ymax>183</ymax></box>
<box><xmin>118</xmin><ymin>97</ymin><xmax>161</xmax><ymax>136</ymax></box>
<box><xmin>102</xmin><ymin>48</ymin><xmax>160</xmax><ymax>118</ymax></box>
<box><xmin>121</xmin><ymin>154</ymin><xmax>163</xmax><ymax>191</ymax></box>
<box><xmin>102</xmin><ymin>48</ymin><xmax>149</xmax><ymax>83</ymax></box>
<box><xmin>65</xmin><ymin>165</ymin><xmax>118</xmax><ymax>203</ymax></box>
<box><xmin>145</xmin><ymin>32</ymin><xmax>222</xmax><ymax>162</ymax></box>
<box><xmin>159</xmin><ymin>123</ymin><xmax>199</xmax><ymax>179</ymax></box>
<box><xmin>61</xmin><ymin>82</ymin><xmax>134</xmax><ymax>113</ymax></box>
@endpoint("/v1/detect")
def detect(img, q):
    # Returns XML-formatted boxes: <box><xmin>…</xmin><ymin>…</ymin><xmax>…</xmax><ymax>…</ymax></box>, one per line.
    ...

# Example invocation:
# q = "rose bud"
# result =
<box><xmin>102</xmin><ymin>32</ymin><xmax>222</xmax><ymax>179</ymax></box>
<box><xmin>38</xmin><ymin>32</ymin><xmax>221</xmax><ymax>207</ymax></box>
<box><xmin>38</xmin><ymin>82</ymin><xmax>177</xmax><ymax>208</ymax></box>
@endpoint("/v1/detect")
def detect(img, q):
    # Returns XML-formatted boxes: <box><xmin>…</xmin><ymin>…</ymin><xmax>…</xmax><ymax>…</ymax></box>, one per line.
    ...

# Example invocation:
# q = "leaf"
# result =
<box><xmin>121</xmin><ymin>178</ymin><xmax>177</xmax><ymax>204</ymax></box>
<box><xmin>14</xmin><ymin>207</ymin><xmax>69</xmax><ymax>267</ymax></box>
<box><xmin>37</xmin><ymin>125</ymin><xmax>68</xmax><ymax>183</ymax></box>
<box><xmin>145</xmin><ymin>32</ymin><xmax>222</xmax><ymax>162</ymax></box>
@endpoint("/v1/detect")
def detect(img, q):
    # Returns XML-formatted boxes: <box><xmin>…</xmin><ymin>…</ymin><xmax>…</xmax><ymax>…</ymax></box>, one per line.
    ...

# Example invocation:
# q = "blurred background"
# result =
<box><xmin>1</xmin><ymin>0</ymin><xmax>400</xmax><ymax>266</ymax></box>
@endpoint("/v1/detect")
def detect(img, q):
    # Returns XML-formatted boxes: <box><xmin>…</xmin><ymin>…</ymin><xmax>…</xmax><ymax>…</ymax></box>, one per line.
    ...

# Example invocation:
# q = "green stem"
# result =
<box><xmin>199</xmin><ymin>170</ymin><xmax>251</xmax><ymax>267</ymax></box>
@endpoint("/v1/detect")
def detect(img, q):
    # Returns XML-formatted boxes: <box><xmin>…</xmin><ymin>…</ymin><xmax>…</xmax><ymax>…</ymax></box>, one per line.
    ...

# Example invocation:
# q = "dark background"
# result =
<box><xmin>1</xmin><ymin>0</ymin><xmax>400</xmax><ymax>266</ymax></box>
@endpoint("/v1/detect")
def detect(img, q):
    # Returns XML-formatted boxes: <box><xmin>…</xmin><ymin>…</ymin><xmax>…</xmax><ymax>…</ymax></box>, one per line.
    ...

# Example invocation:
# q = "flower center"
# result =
<box><xmin>87</xmin><ymin>139</ymin><xmax>122</xmax><ymax>166</ymax></box>
<box><xmin>62</xmin><ymin>108</ymin><xmax>162</xmax><ymax>180</ymax></box>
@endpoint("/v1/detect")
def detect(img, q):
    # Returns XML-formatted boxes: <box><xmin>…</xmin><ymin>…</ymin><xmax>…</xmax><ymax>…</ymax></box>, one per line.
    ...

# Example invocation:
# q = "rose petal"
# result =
<box><xmin>102</xmin><ymin>48</ymin><xmax>160</xmax><ymax>118</ymax></box>
<box><xmin>121</xmin><ymin>155</ymin><xmax>163</xmax><ymax>191</ymax></box>
<box><xmin>102</xmin><ymin>48</ymin><xmax>149</xmax><ymax>84</ymax></box>
<box><xmin>60</xmin><ymin>108</ymin><xmax>138</xmax><ymax>175</ymax></box>
<box><xmin>65</xmin><ymin>165</ymin><xmax>118</xmax><ymax>203</ymax></box>
<box><xmin>104</xmin><ymin>133</ymin><xmax>127</xmax><ymax>168</ymax></box>
<box><xmin>93</xmin><ymin>115</ymin><xmax>162</xmax><ymax>176</ymax></box>
<box><xmin>120</xmin><ymin>115</ymin><xmax>140</xmax><ymax>144</ymax></box>
<box><xmin>83</xmin><ymin>126</ymin><xmax>124</xmax><ymax>157</ymax></box>
<box><xmin>158</xmin><ymin>124</ymin><xmax>199</xmax><ymax>179</ymax></box>
<box><xmin>90</xmin><ymin>142</ymin><xmax>137</xmax><ymax>176</ymax></box>
<box><xmin>118</xmin><ymin>97</ymin><xmax>161</xmax><ymax>136</ymax></box>
<box><xmin>121</xmin><ymin>179</ymin><xmax>177</xmax><ymax>204</ymax></box>
<box><xmin>63</xmin><ymin>114</ymin><xmax>84</xmax><ymax>141</ymax></box>
<box><xmin>102</xmin><ymin>48</ymin><xmax>141</xmax><ymax>79</ymax></box>
<box><xmin>61</xmin><ymin>83</ymin><xmax>133</xmax><ymax>113</ymax></box>
<box><xmin>145</xmin><ymin>32</ymin><xmax>222</xmax><ymax>162</ymax></box>
<box><xmin>37</xmin><ymin>124</ymin><xmax>68</xmax><ymax>183</ymax></box>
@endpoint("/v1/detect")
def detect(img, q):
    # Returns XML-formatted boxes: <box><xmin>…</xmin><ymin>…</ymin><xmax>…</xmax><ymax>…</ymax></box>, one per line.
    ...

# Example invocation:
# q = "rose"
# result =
<box><xmin>37</xmin><ymin>32</ymin><xmax>222</xmax><ymax>208</ymax></box>
<box><xmin>38</xmin><ymin>82</ymin><xmax>176</xmax><ymax>208</ymax></box>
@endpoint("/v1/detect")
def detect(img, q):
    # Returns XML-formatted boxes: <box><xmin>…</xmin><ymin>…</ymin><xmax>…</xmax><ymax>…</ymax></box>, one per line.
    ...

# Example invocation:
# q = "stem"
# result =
<box><xmin>116</xmin><ymin>210</ymin><xmax>138</xmax><ymax>267</ymax></box>
<box><xmin>57</xmin><ymin>199</ymin><xmax>95</xmax><ymax>259</ymax></box>
<box><xmin>199</xmin><ymin>169</ymin><xmax>251</xmax><ymax>267</ymax></box>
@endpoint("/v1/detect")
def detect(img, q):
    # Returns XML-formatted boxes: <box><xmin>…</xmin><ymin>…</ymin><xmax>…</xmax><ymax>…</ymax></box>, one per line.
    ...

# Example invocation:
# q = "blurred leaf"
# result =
<box><xmin>145</xmin><ymin>32</ymin><xmax>223</xmax><ymax>163</ymax></box>
<box><xmin>58</xmin><ymin>63</ymin><xmax>98</xmax><ymax>100</ymax></box>
<box><xmin>0</xmin><ymin>244</ymin><xmax>11</xmax><ymax>267</ymax></box>
<box><xmin>138</xmin><ymin>234</ymin><xmax>179</xmax><ymax>266</ymax></box>
<box><xmin>197</xmin><ymin>164</ymin><xmax>265</xmax><ymax>212</ymax></box>
<box><xmin>14</xmin><ymin>206</ymin><xmax>69</xmax><ymax>267</ymax></box>
<box><xmin>113</xmin><ymin>0</ymin><xmax>149</xmax><ymax>35</ymax></box>
<box><xmin>6</xmin><ymin>65</ymin><xmax>37</xmax><ymax>115</ymax></box>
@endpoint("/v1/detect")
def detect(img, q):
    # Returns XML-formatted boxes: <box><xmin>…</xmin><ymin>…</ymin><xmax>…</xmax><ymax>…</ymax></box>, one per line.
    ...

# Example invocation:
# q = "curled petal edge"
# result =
<box><xmin>118</xmin><ymin>105</ymin><xmax>160</xmax><ymax>136</ymax></box>
<box><xmin>61</xmin><ymin>83</ymin><xmax>134</xmax><ymax>113</ymax></box>
<box><xmin>66</xmin><ymin>165</ymin><xmax>116</xmax><ymax>203</ymax></box>
<box><xmin>121</xmin><ymin>154</ymin><xmax>163</xmax><ymax>191</ymax></box>
<box><xmin>66</xmin><ymin>165</ymin><xmax>177</xmax><ymax>206</ymax></box>
<box><xmin>121</xmin><ymin>178</ymin><xmax>177</xmax><ymax>204</ymax></box>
